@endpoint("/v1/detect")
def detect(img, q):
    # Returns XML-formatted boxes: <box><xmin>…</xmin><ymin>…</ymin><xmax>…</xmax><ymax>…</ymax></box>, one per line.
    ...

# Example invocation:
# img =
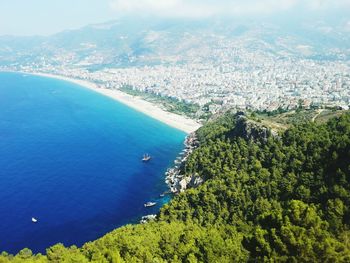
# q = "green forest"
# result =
<box><xmin>1</xmin><ymin>111</ymin><xmax>350</xmax><ymax>262</ymax></box>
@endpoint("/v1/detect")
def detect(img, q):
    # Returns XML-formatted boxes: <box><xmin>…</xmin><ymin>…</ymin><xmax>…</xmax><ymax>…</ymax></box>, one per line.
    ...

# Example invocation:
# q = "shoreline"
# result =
<box><xmin>165</xmin><ymin>133</ymin><xmax>202</xmax><ymax>193</ymax></box>
<box><xmin>14</xmin><ymin>71</ymin><xmax>202</xmax><ymax>134</ymax></box>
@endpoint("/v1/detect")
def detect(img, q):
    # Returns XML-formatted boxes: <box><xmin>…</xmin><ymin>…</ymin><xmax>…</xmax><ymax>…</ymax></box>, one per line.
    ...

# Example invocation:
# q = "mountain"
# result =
<box><xmin>1</xmin><ymin>18</ymin><xmax>350</xmax><ymax>69</ymax></box>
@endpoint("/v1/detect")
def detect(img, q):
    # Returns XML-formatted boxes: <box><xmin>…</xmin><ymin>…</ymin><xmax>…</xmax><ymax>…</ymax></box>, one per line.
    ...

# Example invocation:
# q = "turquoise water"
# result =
<box><xmin>0</xmin><ymin>72</ymin><xmax>186</xmax><ymax>254</ymax></box>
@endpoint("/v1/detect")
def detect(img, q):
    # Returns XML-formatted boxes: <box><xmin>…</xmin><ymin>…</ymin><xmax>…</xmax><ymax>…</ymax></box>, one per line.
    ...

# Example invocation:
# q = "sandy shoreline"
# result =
<box><xmin>21</xmin><ymin>72</ymin><xmax>202</xmax><ymax>134</ymax></box>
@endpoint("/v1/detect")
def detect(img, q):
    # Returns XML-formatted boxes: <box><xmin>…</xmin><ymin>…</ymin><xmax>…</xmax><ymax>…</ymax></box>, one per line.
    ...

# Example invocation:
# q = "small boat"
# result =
<box><xmin>32</xmin><ymin>217</ymin><xmax>38</xmax><ymax>223</ymax></box>
<box><xmin>160</xmin><ymin>193</ymin><xmax>165</xmax><ymax>197</ymax></box>
<box><xmin>144</xmin><ymin>202</ymin><xmax>157</xmax><ymax>207</ymax></box>
<box><xmin>142</xmin><ymin>154</ymin><xmax>151</xmax><ymax>162</ymax></box>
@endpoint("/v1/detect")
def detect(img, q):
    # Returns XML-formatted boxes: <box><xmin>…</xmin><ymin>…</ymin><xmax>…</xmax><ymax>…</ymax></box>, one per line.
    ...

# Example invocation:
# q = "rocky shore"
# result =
<box><xmin>165</xmin><ymin>132</ymin><xmax>203</xmax><ymax>193</ymax></box>
<box><xmin>140</xmin><ymin>214</ymin><xmax>157</xmax><ymax>224</ymax></box>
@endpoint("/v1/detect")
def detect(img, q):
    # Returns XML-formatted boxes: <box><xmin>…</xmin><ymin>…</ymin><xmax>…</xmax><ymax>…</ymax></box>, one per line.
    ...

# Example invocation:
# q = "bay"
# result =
<box><xmin>0</xmin><ymin>72</ymin><xmax>185</xmax><ymax>253</ymax></box>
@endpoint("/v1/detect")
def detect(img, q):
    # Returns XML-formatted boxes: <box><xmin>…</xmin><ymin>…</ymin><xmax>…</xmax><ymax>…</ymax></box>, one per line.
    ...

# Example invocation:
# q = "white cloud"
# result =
<box><xmin>109</xmin><ymin>0</ymin><xmax>350</xmax><ymax>18</ymax></box>
<box><xmin>110</xmin><ymin>0</ymin><xmax>218</xmax><ymax>18</ymax></box>
<box><xmin>307</xmin><ymin>0</ymin><xmax>350</xmax><ymax>10</ymax></box>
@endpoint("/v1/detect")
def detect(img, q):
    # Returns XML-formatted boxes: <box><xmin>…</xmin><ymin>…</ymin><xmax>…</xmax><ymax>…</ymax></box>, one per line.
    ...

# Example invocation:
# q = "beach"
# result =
<box><xmin>27</xmin><ymin>72</ymin><xmax>201</xmax><ymax>134</ymax></box>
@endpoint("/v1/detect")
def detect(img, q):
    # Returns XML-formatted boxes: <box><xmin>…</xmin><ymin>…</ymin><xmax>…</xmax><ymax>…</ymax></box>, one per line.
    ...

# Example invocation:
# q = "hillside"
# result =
<box><xmin>249</xmin><ymin>108</ymin><xmax>350</xmax><ymax>132</ymax></box>
<box><xmin>1</xmin><ymin>18</ymin><xmax>350</xmax><ymax>69</ymax></box>
<box><xmin>1</xmin><ymin>111</ymin><xmax>350</xmax><ymax>262</ymax></box>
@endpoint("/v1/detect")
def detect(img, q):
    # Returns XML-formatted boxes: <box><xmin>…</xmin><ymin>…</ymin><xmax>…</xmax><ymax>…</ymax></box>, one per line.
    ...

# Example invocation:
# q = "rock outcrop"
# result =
<box><xmin>231</xmin><ymin>114</ymin><xmax>278</xmax><ymax>142</ymax></box>
<box><xmin>177</xmin><ymin>173</ymin><xmax>204</xmax><ymax>192</ymax></box>
<box><xmin>166</xmin><ymin>112</ymin><xmax>277</xmax><ymax>193</ymax></box>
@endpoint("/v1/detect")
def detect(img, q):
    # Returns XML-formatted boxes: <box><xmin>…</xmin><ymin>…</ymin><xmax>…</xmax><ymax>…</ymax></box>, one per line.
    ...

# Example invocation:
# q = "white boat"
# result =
<box><xmin>32</xmin><ymin>217</ymin><xmax>38</xmax><ymax>223</ymax></box>
<box><xmin>142</xmin><ymin>154</ymin><xmax>151</xmax><ymax>162</ymax></box>
<box><xmin>144</xmin><ymin>202</ymin><xmax>157</xmax><ymax>207</ymax></box>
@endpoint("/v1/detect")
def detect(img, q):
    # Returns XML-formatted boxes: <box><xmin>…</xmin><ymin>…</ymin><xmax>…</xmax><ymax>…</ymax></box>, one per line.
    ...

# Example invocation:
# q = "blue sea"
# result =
<box><xmin>0</xmin><ymin>72</ymin><xmax>186</xmax><ymax>254</ymax></box>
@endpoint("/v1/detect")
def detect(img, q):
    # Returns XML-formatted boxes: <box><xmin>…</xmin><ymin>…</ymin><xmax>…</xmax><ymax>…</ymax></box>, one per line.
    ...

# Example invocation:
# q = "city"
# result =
<box><xmin>1</xmin><ymin>0</ymin><xmax>350</xmax><ymax>261</ymax></box>
<box><xmin>3</xmin><ymin>47</ymin><xmax>349</xmax><ymax>118</ymax></box>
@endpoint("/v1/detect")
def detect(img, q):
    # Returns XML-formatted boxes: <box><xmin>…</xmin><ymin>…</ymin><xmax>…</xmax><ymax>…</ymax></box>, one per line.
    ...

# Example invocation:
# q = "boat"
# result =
<box><xmin>32</xmin><ymin>217</ymin><xmax>38</xmax><ymax>223</ymax></box>
<box><xmin>160</xmin><ymin>193</ymin><xmax>165</xmax><ymax>197</ymax></box>
<box><xmin>142</xmin><ymin>154</ymin><xmax>151</xmax><ymax>162</ymax></box>
<box><xmin>144</xmin><ymin>202</ymin><xmax>157</xmax><ymax>207</ymax></box>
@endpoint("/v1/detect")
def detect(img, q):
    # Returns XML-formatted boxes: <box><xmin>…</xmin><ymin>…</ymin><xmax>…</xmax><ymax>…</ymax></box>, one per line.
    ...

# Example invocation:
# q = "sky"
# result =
<box><xmin>0</xmin><ymin>0</ymin><xmax>349</xmax><ymax>36</ymax></box>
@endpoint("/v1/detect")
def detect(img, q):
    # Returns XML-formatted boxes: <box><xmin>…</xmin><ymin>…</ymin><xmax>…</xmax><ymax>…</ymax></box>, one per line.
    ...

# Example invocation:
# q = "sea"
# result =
<box><xmin>0</xmin><ymin>72</ymin><xmax>186</xmax><ymax>254</ymax></box>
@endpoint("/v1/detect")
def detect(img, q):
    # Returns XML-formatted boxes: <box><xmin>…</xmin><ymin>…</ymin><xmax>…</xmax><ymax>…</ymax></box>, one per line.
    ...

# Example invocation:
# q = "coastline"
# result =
<box><xmin>19</xmin><ymin>71</ymin><xmax>202</xmax><ymax>134</ymax></box>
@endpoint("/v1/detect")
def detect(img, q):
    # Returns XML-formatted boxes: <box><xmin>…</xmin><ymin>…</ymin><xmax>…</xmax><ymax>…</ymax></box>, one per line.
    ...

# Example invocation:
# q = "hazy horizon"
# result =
<box><xmin>0</xmin><ymin>0</ymin><xmax>349</xmax><ymax>36</ymax></box>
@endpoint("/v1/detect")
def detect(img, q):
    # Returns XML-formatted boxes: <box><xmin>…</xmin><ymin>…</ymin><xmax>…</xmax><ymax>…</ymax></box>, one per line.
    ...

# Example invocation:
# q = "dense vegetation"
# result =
<box><xmin>1</xmin><ymin>112</ymin><xmax>350</xmax><ymax>262</ymax></box>
<box><xmin>119</xmin><ymin>85</ymin><xmax>200</xmax><ymax>118</ymax></box>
